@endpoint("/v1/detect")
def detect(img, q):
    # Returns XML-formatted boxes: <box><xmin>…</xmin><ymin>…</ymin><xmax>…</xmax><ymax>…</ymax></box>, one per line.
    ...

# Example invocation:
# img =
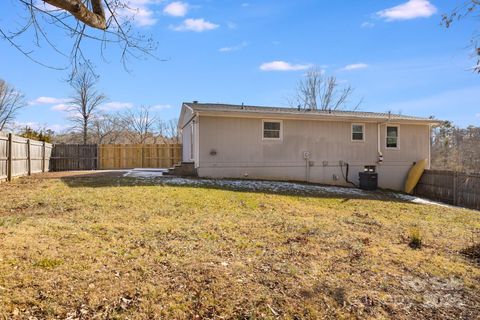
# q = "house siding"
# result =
<box><xmin>195</xmin><ymin>115</ymin><xmax>430</xmax><ymax>191</ymax></box>
<box><xmin>182</xmin><ymin>122</ymin><xmax>193</xmax><ymax>162</ymax></box>
<box><xmin>180</xmin><ymin>107</ymin><xmax>194</xmax><ymax>162</ymax></box>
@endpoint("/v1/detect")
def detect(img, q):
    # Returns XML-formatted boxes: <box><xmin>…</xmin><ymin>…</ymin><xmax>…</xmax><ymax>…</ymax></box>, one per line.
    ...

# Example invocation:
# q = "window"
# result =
<box><xmin>351</xmin><ymin>124</ymin><xmax>364</xmax><ymax>141</ymax></box>
<box><xmin>386</xmin><ymin>125</ymin><xmax>399</xmax><ymax>148</ymax></box>
<box><xmin>262</xmin><ymin>120</ymin><xmax>282</xmax><ymax>140</ymax></box>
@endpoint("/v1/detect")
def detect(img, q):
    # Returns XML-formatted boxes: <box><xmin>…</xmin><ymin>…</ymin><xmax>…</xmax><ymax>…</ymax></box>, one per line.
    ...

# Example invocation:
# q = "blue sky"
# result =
<box><xmin>0</xmin><ymin>0</ymin><xmax>479</xmax><ymax>131</ymax></box>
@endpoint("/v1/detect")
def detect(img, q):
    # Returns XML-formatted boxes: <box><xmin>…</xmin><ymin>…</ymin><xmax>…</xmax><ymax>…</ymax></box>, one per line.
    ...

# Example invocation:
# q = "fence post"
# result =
<box><xmin>27</xmin><ymin>139</ymin><xmax>31</xmax><ymax>176</ymax></box>
<box><xmin>42</xmin><ymin>141</ymin><xmax>46</xmax><ymax>172</ymax></box>
<box><xmin>96</xmin><ymin>144</ymin><xmax>100</xmax><ymax>170</ymax></box>
<box><xmin>453</xmin><ymin>171</ymin><xmax>457</xmax><ymax>206</ymax></box>
<box><xmin>7</xmin><ymin>133</ymin><xmax>13</xmax><ymax>181</ymax></box>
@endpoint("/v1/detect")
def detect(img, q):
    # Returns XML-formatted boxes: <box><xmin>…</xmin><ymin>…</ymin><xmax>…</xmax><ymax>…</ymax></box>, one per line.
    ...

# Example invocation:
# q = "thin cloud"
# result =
<box><xmin>12</xmin><ymin>121</ymin><xmax>67</xmax><ymax>132</ymax></box>
<box><xmin>98</xmin><ymin>101</ymin><xmax>134</xmax><ymax>111</ymax></box>
<box><xmin>51</xmin><ymin>101</ymin><xmax>133</xmax><ymax>112</ymax></box>
<box><xmin>377</xmin><ymin>0</ymin><xmax>437</xmax><ymax>21</ymax></box>
<box><xmin>361</xmin><ymin>22</ymin><xmax>375</xmax><ymax>28</ymax></box>
<box><xmin>171</xmin><ymin>18</ymin><xmax>219</xmax><ymax>32</ymax></box>
<box><xmin>29</xmin><ymin>96</ymin><xmax>70</xmax><ymax>105</ymax></box>
<box><xmin>342</xmin><ymin>63</ymin><xmax>369</xmax><ymax>71</ymax></box>
<box><xmin>117</xmin><ymin>0</ymin><xmax>162</xmax><ymax>27</ymax></box>
<box><xmin>226</xmin><ymin>21</ymin><xmax>237</xmax><ymax>29</ymax></box>
<box><xmin>12</xmin><ymin>121</ymin><xmax>40</xmax><ymax>129</ymax></box>
<box><xmin>33</xmin><ymin>0</ymin><xmax>57</xmax><ymax>11</ymax></box>
<box><xmin>51</xmin><ymin>103</ymin><xmax>71</xmax><ymax>111</ymax></box>
<box><xmin>123</xmin><ymin>7</ymin><xmax>157</xmax><ymax>27</ymax></box>
<box><xmin>163</xmin><ymin>1</ymin><xmax>188</xmax><ymax>17</ymax></box>
<box><xmin>219</xmin><ymin>42</ymin><xmax>248</xmax><ymax>53</ymax></box>
<box><xmin>260</xmin><ymin>61</ymin><xmax>312</xmax><ymax>72</ymax></box>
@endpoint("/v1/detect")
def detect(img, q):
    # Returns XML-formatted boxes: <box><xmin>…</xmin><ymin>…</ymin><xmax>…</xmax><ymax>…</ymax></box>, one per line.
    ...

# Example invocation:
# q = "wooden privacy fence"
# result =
<box><xmin>50</xmin><ymin>144</ymin><xmax>97</xmax><ymax>171</ymax></box>
<box><xmin>0</xmin><ymin>132</ymin><xmax>52</xmax><ymax>181</ymax></box>
<box><xmin>99</xmin><ymin>144</ymin><xmax>182</xmax><ymax>169</ymax></box>
<box><xmin>50</xmin><ymin>143</ymin><xmax>182</xmax><ymax>171</ymax></box>
<box><xmin>415</xmin><ymin>170</ymin><xmax>480</xmax><ymax>211</ymax></box>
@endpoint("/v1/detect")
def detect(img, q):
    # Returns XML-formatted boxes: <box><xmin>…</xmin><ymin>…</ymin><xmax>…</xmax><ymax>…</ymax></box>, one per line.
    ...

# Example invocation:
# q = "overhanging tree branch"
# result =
<box><xmin>43</xmin><ymin>0</ymin><xmax>106</xmax><ymax>29</ymax></box>
<box><xmin>0</xmin><ymin>0</ymin><xmax>160</xmax><ymax>73</ymax></box>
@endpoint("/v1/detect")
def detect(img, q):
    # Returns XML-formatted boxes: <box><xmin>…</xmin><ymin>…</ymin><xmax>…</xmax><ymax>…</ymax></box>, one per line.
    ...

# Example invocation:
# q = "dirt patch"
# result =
<box><xmin>461</xmin><ymin>243</ymin><xmax>480</xmax><ymax>264</ymax></box>
<box><xmin>33</xmin><ymin>170</ymin><xmax>127</xmax><ymax>179</ymax></box>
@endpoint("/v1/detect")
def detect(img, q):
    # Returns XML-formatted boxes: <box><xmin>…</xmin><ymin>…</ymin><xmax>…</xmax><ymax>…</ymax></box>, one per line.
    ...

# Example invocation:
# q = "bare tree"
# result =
<box><xmin>432</xmin><ymin>121</ymin><xmax>480</xmax><ymax>173</ymax></box>
<box><xmin>154</xmin><ymin>119</ymin><xmax>169</xmax><ymax>144</ymax></box>
<box><xmin>68</xmin><ymin>67</ymin><xmax>107</xmax><ymax>144</ymax></box>
<box><xmin>167</xmin><ymin>119</ymin><xmax>180</xmax><ymax>143</ymax></box>
<box><xmin>0</xmin><ymin>1</ymin><xmax>158</xmax><ymax>73</ymax></box>
<box><xmin>91</xmin><ymin>112</ymin><xmax>124</xmax><ymax>144</ymax></box>
<box><xmin>293</xmin><ymin>68</ymin><xmax>361</xmax><ymax>111</ymax></box>
<box><xmin>155</xmin><ymin>118</ymin><xmax>180</xmax><ymax>144</ymax></box>
<box><xmin>0</xmin><ymin>79</ymin><xmax>26</xmax><ymax>131</ymax></box>
<box><xmin>442</xmin><ymin>1</ymin><xmax>480</xmax><ymax>73</ymax></box>
<box><xmin>122</xmin><ymin>105</ymin><xmax>156</xmax><ymax>144</ymax></box>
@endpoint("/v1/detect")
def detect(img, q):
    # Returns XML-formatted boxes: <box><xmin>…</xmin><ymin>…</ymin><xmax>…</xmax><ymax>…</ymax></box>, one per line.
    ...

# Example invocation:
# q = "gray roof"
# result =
<box><xmin>183</xmin><ymin>102</ymin><xmax>438</xmax><ymax>123</ymax></box>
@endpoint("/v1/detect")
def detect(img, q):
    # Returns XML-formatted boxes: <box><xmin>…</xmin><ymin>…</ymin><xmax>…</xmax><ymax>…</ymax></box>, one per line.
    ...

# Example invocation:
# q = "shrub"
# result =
<box><xmin>33</xmin><ymin>258</ymin><xmax>63</xmax><ymax>269</ymax></box>
<box><xmin>408</xmin><ymin>226</ymin><xmax>422</xmax><ymax>249</ymax></box>
<box><xmin>461</xmin><ymin>229</ymin><xmax>480</xmax><ymax>264</ymax></box>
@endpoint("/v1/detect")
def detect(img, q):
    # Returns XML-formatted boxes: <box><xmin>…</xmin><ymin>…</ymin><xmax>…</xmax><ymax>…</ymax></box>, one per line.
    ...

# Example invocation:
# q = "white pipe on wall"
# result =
<box><xmin>377</xmin><ymin>123</ymin><xmax>383</xmax><ymax>163</ymax></box>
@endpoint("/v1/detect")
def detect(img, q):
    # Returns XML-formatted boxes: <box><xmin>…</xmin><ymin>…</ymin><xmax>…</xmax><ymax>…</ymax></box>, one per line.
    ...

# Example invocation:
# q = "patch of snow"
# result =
<box><xmin>123</xmin><ymin>168</ymin><xmax>167</xmax><ymax>178</ymax></box>
<box><xmin>121</xmin><ymin>170</ymin><xmax>463</xmax><ymax>209</ymax></box>
<box><xmin>392</xmin><ymin>193</ymin><xmax>460</xmax><ymax>209</ymax></box>
<box><xmin>134</xmin><ymin>168</ymin><xmax>168</xmax><ymax>172</ymax></box>
<box><xmin>122</xmin><ymin>170</ymin><xmax>370</xmax><ymax>196</ymax></box>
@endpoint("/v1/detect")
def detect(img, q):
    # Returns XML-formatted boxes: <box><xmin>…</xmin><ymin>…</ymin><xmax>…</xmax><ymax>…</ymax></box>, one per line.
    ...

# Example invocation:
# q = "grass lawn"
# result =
<box><xmin>0</xmin><ymin>172</ymin><xmax>479</xmax><ymax>319</ymax></box>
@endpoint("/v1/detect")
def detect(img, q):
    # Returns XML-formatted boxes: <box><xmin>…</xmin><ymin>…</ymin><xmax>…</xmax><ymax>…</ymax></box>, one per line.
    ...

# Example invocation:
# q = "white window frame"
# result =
<box><xmin>386</xmin><ymin>124</ymin><xmax>400</xmax><ymax>149</ymax></box>
<box><xmin>262</xmin><ymin>119</ymin><xmax>283</xmax><ymax>141</ymax></box>
<box><xmin>351</xmin><ymin>123</ymin><xmax>365</xmax><ymax>142</ymax></box>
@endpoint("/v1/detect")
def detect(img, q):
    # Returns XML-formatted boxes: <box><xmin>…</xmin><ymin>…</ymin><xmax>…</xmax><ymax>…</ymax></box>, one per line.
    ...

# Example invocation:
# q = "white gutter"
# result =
<box><xmin>428</xmin><ymin>123</ymin><xmax>432</xmax><ymax>169</ymax></box>
<box><xmin>377</xmin><ymin>122</ymin><xmax>386</xmax><ymax>164</ymax></box>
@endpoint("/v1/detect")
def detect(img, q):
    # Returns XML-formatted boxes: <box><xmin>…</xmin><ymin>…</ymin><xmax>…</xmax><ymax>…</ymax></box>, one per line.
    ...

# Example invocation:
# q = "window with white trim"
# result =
<box><xmin>262</xmin><ymin>120</ymin><xmax>282</xmax><ymax>140</ymax></box>
<box><xmin>351</xmin><ymin>124</ymin><xmax>364</xmax><ymax>141</ymax></box>
<box><xmin>386</xmin><ymin>125</ymin><xmax>399</xmax><ymax>148</ymax></box>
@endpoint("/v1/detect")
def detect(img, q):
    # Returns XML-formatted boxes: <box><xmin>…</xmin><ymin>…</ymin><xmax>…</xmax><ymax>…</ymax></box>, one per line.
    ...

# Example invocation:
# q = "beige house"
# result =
<box><xmin>178</xmin><ymin>102</ymin><xmax>439</xmax><ymax>191</ymax></box>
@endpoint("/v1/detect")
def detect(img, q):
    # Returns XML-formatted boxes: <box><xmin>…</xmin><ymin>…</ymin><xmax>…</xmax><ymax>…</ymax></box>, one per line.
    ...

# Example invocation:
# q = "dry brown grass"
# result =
<box><xmin>0</xmin><ymin>174</ymin><xmax>479</xmax><ymax>319</ymax></box>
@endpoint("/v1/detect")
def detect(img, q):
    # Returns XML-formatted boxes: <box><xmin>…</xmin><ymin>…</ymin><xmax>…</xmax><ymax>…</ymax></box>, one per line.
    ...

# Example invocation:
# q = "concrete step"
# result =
<box><xmin>165</xmin><ymin>162</ymin><xmax>196</xmax><ymax>176</ymax></box>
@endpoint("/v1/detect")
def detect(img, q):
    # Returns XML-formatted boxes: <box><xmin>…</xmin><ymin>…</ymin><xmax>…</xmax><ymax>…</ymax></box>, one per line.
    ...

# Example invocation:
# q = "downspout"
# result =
<box><xmin>194</xmin><ymin>112</ymin><xmax>200</xmax><ymax>169</ymax></box>
<box><xmin>428</xmin><ymin>123</ymin><xmax>432</xmax><ymax>169</ymax></box>
<box><xmin>377</xmin><ymin>122</ymin><xmax>384</xmax><ymax>164</ymax></box>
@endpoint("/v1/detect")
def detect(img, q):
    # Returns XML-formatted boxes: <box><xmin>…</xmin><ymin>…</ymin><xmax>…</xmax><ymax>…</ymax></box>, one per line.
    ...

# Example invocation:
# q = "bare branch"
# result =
<box><xmin>442</xmin><ymin>1</ymin><xmax>480</xmax><ymax>73</ymax></box>
<box><xmin>0</xmin><ymin>0</ymin><xmax>160</xmax><ymax>73</ymax></box>
<box><xmin>91</xmin><ymin>112</ymin><xmax>124</xmax><ymax>143</ymax></box>
<box><xmin>0</xmin><ymin>79</ymin><xmax>27</xmax><ymax>131</ymax></box>
<box><xmin>292</xmin><ymin>68</ymin><xmax>361</xmax><ymax>111</ymax></box>
<box><xmin>122</xmin><ymin>105</ymin><xmax>157</xmax><ymax>144</ymax></box>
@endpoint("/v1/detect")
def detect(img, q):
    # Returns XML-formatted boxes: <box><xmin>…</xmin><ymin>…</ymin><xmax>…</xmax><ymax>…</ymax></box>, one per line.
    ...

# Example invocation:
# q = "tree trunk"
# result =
<box><xmin>83</xmin><ymin>120</ymin><xmax>88</xmax><ymax>145</ymax></box>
